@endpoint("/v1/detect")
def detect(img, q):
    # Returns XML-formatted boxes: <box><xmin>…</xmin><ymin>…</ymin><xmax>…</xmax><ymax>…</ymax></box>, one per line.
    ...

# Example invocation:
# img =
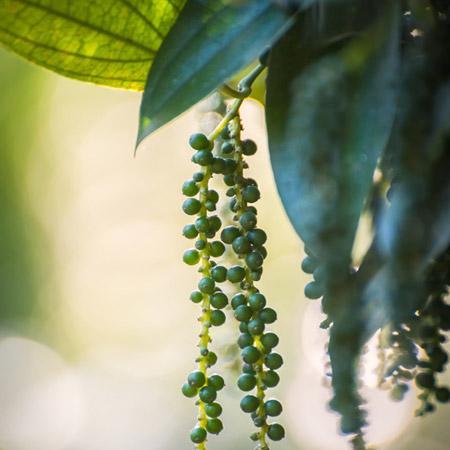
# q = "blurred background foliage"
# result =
<box><xmin>0</xmin><ymin>47</ymin><xmax>449</xmax><ymax>450</ymax></box>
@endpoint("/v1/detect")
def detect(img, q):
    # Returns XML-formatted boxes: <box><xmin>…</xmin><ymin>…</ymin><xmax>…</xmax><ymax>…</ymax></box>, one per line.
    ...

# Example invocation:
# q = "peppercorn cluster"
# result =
<box><xmin>181</xmin><ymin>106</ymin><xmax>284</xmax><ymax>448</ymax></box>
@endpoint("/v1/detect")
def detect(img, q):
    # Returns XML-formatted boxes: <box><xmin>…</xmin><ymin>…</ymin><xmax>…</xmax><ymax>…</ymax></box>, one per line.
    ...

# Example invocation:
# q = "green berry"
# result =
<box><xmin>182</xmin><ymin>198</ymin><xmax>201</xmax><ymax>215</ymax></box>
<box><xmin>435</xmin><ymin>387</ymin><xmax>450</xmax><ymax>403</ymax></box>
<box><xmin>239</xmin><ymin>322</ymin><xmax>249</xmax><ymax>333</ymax></box>
<box><xmin>211</xmin><ymin>157</ymin><xmax>226</xmax><ymax>174</ymax></box>
<box><xmin>247</xmin><ymin>229</ymin><xmax>267</xmax><ymax>246</ymax></box>
<box><xmin>223</xmin><ymin>174</ymin><xmax>235</xmax><ymax>186</ymax></box>
<box><xmin>206</xmin><ymin>189</ymin><xmax>219</xmax><ymax>203</ymax></box>
<box><xmin>226</xmin><ymin>187</ymin><xmax>236</xmax><ymax>197</ymax></box>
<box><xmin>234</xmin><ymin>305</ymin><xmax>253</xmax><ymax>322</ymax></box>
<box><xmin>199</xmin><ymin>386</ymin><xmax>217</xmax><ymax>403</ymax></box>
<box><xmin>211</xmin><ymin>310</ymin><xmax>226</xmax><ymax>326</ymax></box>
<box><xmin>243</xmin><ymin>185</ymin><xmax>260</xmax><ymax>203</ymax></box>
<box><xmin>183</xmin><ymin>249</ymin><xmax>200</xmax><ymax>265</ymax></box>
<box><xmin>260</xmin><ymin>308</ymin><xmax>277</xmax><ymax>324</ymax></box>
<box><xmin>194</xmin><ymin>217</ymin><xmax>209</xmax><ymax>233</ymax></box>
<box><xmin>265</xmin><ymin>353</ymin><xmax>283</xmax><ymax>370</ymax></box>
<box><xmin>221</xmin><ymin>142</ymin><xmax>234</xmax><ymax>154</ymax></box>
<box><xmin>205</xmin><ymin>201</ymin><xmax>216</xmax><ymax>211</ymax></box>
<box><xmin>246</xmin><ymin>251</ymin><xmax>264</xmax><ymax>270</ymax></box>
<box><xmin>415</xmin><ymin>372</ymin><xmax>435</xmax><ymax>389</ymax></box>
<box><xmin>182</xmin><ymin>180</ymin><xmax>199</xmax><ymax>197</ymax></box>
<box><xmin>304</xmin><ymin>281</ymin><xmax>323</xmax><ymax>299</ymax></box>
<box><xmin>205</xmin><ymin>402</ymin><xmax>222</xmax><ymax>417</ymax></box>
<box><xmin>240</xmin><ymin>211</ymin><xmax>257</xmax><ymax>230</ymax></box>
<box><xmin>227</xmin><ymin>265</ymin><xmax>246</xmax><ymax>283</ymax></box>
<box><xmin>232</xmin><ymin>236</ymin><xmax>252</xmax><ymax>254</ymax></box>
<box><xmin>259</xmin><ymin>246</ymin><xmax>268</xmax><ymax>259</ymax></box>
<box><xmin>208</xmin><ymin>374</ymin><xmax>225</xmax><ymax>391</ymax></box>
<box><xmin>240</xmin><ymin>395</ymin><xmax>259</xmax><ymax>413</ymax></box>
<box><xmin>193</xmin><ymin>150</ymin><xmax>214</xmax><ymax>166</ymax></box>
<box><xmin>195</xmin><ymin>239</ymin><xmax>207</xmax><ymax>250</ymax></box>
<box><xmin>210</xmin><ymin>241</ymin><xmax>226</xmax><ymax>257</ymax></box>
<box><xmin>190</xmin><ymin>426</ymin><xmax>207</xmax><ymax>444</ymax></box>
<box><xmin>183</xmin><ymin>224</ymin><xmax>198</xmax><ymax>239</ymax></box>
<box><xmin>248</xmin><ymin>293</ymin><xmax>266</xmax><ymax>311</ymax></box>
<box><xmin>199</xmin><ymin>277</ymin><xmax>215</xmax><ymax>294</ymax></box>
<box><xmin>190</xmin><ymin>290</ymin><xmax>203</xmax><ymax>303</ymax></box>
<box><xmin>182</xmin><ymin>382</ymin><xmax>197</xmax><ymax>398</ymax></box>
<box><xmin>238</xmin><ymin>333</ymin><xmax>253</xmax><ymax>349</ymax></box>
<box><xmin>261</xmin><ymin>333</ymin><xmax>279</xmax><ymax>350</ymax></box>
<box><xmin>188</xmin><ymin>371</ymin><xmax>206</xmax><ymax>388</ymax></box>
<box><xmin>189</xmin><ymin>133</ymin><xmax>210</xmax><ymax>150</ymax></box>
<box><xmin>250</xmin><ymin>269</ymin><xmax>263</xmax><ymax>281</ymax></box>
<box><xmin>265</xmin><ymin>399</ymin><xmax>283</xmax><ymax>416</ymax></box>
<box><xmin>238</xmin><ymin>373</ymin><xmax>257</xmax><ymax>391</ymax></box>
<box><xmin>242</xmin><ymin>363</ymin><xmax>256</xmax><ymax>375</ymax></box>
<box><xmin>223</xmin><ymin>159</ymin><xmax>238</xmax><ymax>174</ymax></box>
<box><xmin>242</xmin><ymin>346</ymin><xmax>261</xmax><ymax>364</ymax></box>
<box><xmin>192</xmin><ymin>171</ymin><xmax>204</xmax><ymax>182</ymax></box>
<box><xmin>210</xmin><ymin>292</ymin><xmax>228</xmax><ymax>309</ymax></box>
<box><xmin>263</xmin><ymin>370</ymin><xmax>280</xmax><ymax>388</ymax></box>
<box><xmin>208</xmin><ymin>216</ymin><xmax>222</xmax><ymax>232</ymax></box>
<box><xmin>231</xmin><ymin>294</ymin><xmax>247</xmax><ymax>309</ymax></box>
<box><xmin>242</xmin><ymin>139</ymin><xmax>257</xmax><ymax>156</ymax></box>
<box><xmin>248</xmin><ymin>319</ymin><xmax>265</xmax><ymax>336</ymax></box>
<box><xmin>206</xmin><ymin>418</ymin><xmax>223</xmax><ymax>434</ymax></box>
<box><xmin>301</xmin><ymin>256</ymin><xmax>318</xmax><ymax>274</ymax></box>
<box><xmin>207</xmin><ymin>351</ymin><xmax>218</xmax><ymax>367</ymax></box>
<box><xmin>267</xmin><ymin>423</ymin><xmax>285</xmax><ymax>441</ymax></box>
<box><xmin>211</xmin><ymin>266</ymin><xmax>227</xmax><ymax>283</ymax></box>
<box><xmin>313</xmin><ymin>265</ymin><xmax>326</xmax><ymax>282</ymax></box>
<box><xmin>221</xmin><ymin>226</ymin><xmax>241</xmax><ymax>244</ymax></box>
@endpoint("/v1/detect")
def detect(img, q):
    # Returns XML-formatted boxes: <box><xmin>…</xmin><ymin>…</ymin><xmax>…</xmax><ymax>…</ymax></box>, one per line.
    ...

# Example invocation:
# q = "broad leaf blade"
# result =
<box><xmin>0</xmin><ymin>0</ymin><xmax>185</xmax><ymax>90</ymax></box>
<box><xmin>266</xmin><ymin>5</ymin><xmax>400</xmax><ymax>266</ymax></box>
<box><xmin>137</xmin><ymin>0</ymin><xmax>291</xmax><ymax>145</ymax></box>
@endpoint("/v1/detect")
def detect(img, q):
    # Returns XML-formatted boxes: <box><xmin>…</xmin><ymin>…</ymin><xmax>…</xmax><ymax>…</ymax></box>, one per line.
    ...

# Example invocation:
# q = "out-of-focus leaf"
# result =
<box><xmin>0</xmin><ymin>0</ymin><xmax>185</xmax><ymax>90</ymax></box>
<box><xmin>266</xmin><ymin>4</ymin><xmax>400</xmax><ymax>269</ymax></box>
<box><xmin>137</xmin><ymin>0</ymin><xmax>291</xmax><ymax>145</ymax></box>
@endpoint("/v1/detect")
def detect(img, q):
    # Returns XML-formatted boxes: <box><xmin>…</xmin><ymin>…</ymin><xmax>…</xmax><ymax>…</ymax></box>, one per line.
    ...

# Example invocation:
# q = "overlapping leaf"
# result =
<box><xmin>0</xmin><ymin>0</ymin><xmax>185</xmax><ymax>90</ymax></box>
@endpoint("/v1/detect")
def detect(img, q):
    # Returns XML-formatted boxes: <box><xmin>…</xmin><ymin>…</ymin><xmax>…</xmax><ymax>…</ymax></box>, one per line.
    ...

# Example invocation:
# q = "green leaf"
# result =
<box><xmin>137</xmin><ymin>0</ymin><xmax>291</xmax><ymax>145</ymax></box>
<box><xmin>266</xmin><ymin>4</ymin><xmax>400</xmax><ymax>267</ymax></box>
<box><xmin>0</xmin><ymin>0</ymin><xmax>186</xmax><ymax>90</ymax></box>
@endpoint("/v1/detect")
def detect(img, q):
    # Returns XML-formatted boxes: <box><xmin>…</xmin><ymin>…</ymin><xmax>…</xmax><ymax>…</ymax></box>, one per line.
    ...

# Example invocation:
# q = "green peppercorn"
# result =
<box><xmin>182</xmin><ymin>382</ymin><xmax>198</xmax><ymax>398</ymax></box>
<box><xmin>210</xmin><ymin>292</ymin><xmax>228</xmax><ymax>309</ymax></box>
<box><xmin>435</xmin><ymin>387</ymin><xmax>450</xmax><ymax>403</ymax></box>
<box><xmin>265</xmin><ymin>399</ymin><xmax>283</xmax><ymax>416</ymax></box>
<box><xmin>267</xmin><ymin>423</ymin><xmax>285</xmax><ymax>441</ymax></box>
<box><xmin>212</xmin><ymin>158</ymin><xmax>226</xmax><ymax>174</ymax></box>
<box><xmin>208</xmin><ymin>216</ymin><xmax>222</xmax><ymax>232</ymax></box>
<box><xmin>223</xmin><ymin>159</ymin><xmax>238</xmax><ymax>174</ymax></box>
<box><xmin>221</xmin><ymin>127</ymin><xmax>231</xmax><ymax>139</ymax></box>
<box><xmin>265</xmin><ymin>353</ymin><xmax>283</xmax><ymax>370</ymax></box>
<box><xmin>221</xmin><ymin>226</ymin><xmax>241</xmax><ymax>244</ymax></box>
<box><xmin>260</xmin><ymin>307</ymin><xmax>277</xmax><ymax>324</ymax></box>
<box><xmin>207</xmin><ymin>190</ymin><xmax>219</xmax><ymax>203</ymax></box>
<box><xmin>239</xmin><ymin>322</ymin><xmax>249</xmax><ymax>333</ymax></box>
<box><xmin>263</xmin><ymin>370</ymin><xmax>280</xmax><ymax>388</ymax></box>
<box><xmin>253</xmin><ymin>416</ymin><xmax>265</xmax><ymax>428</ymax></box>
<box><xmin>313</xmin><ymin>265</ymin><xmax>326</xmax><ymax>282</ymax></box>
<box><xmin>242</xmin><ymin>139</ymin><xmax>257</xmax><ymax>156</ymax></box>
<box><xmin>248</xmin><ymin>319</ymin><xmax>265</xmax><ymax>336</ymax></box>
<box><xmin>207</xmin><ymin>351</ymin><xmax>218</xmax><ymax>367</ymax></box>
<box><xmin>199</xmin><ymin>386</ymin><xmax>217</xmax><ymax>403</ymax></box>
<box><xmin>240</xmin><ymin>395</ymin><xmax>259</xmax><ymax>413</ymax></box>
<box><xmin>190</xmin><ymin>290</ymin><xmax>203</xmax><ymax>303</ymax></box>
<box><xmin>227</xmin><ymin>265</ymin><xmax>246</xmax><ymax>283</ymax></box>
<box><xmin>238</xmin><ymin>373</ymin><xmax>257</xmax><ymax>391</ymax></box>
<box><xmin>301</xmin><ymin>256</ymin><xmax>319</xmax><ymax>274</ymax></box>
<box><xmin>211</xmin><ymin>310</ymin><xmax>226</xmax><ymax>326</ymax></box>
<box><xmin>246</xmin><ymin>251</ymin><xmax>264</xmax><ymax>270</ymax></box>
<box><xmin>242</xmin><ymin>346</ymin><xmax>261</xmax><ymax>364</ymax></box>
<box><xmin>234</xmin><ymin>305</ymin><xmax>253</xmax><ymax>322</ymax></box>
<box><xmin>221</xmin><ymin>142</ymin><xmax>234</xmax><ymax>154</ymax></box>
<box><xmin>243</xmin><ymin>363</ymin><xmax>256</xmax><ymax>375</ymax></box>
<box><xmin>231</xmin><ymin>294</ymin><xmax>247</xmax><ymax>310</ymax></box>
<box><xmin>189</xmin><ymin>133</ymin><xmax>210</xmax><ymax>150</ymax></box>
<box><xmin>224</xmin><ymin>174</ymin><xmax>235</xmax><ymax>186</ymax></box>
<box><xmin>182</xmin><ymin>198</ymin><xmax>201</xmax><ymax>215</ymax></box>
<box><xmin>182</xmin><ymin>180</ymin><xmax>199</xmax><ymax>197</ymax></box>
<box><xmin>188</xmin><ymin>371</ymin><xmax>206</xmax><ymax>388</ymax></box>
<box><xmin>191</xmin><ymin>426</ymin><xmax>207</xmax><ymax>443</ymax></box>
<box><xmin>229</xmin><ymin>197</ymin><xmax>238</xmax><ymax>212</ymax></box>
<box><xmin>232</xmin><ymin>236</ymin><xmax>252</xmax><ymax>254</ymax></box>
<box><xmin>205</xmin><ymin>229</ymin><xmax>216</xmax><ymax>239</ymax></box>
<box><xmin>261</xmin><ymin>333</ymin><xmax>279</xmax><ymax>350</ymax></box>
<box><xmin>243</xmin><ymin>185</ymin><xmax>260</xmax><ymax>203</ymax></box>
<box><xmin>183</xmin><ymin>224</ymin><xmax>198</xmax><ymax>239</ymax></box>
<box><xmin>195</xmin><ymin>217</ymin><xmax>210</xmax><ymax>233</ymax></box>
<box><xmin>199</xmin><ymin>277</ymin><xmax>215</xmax><ymax>295</ymax></box>
<box><xmin>207</xmin><ymin>375</ymin><xmax>224</xmax><ymax>392</ymax></box>
<box><xmin>192</xmin><ymin>171</ymin><xmax>204</xmax><ymax>182</ymax></box>
<box><xmin>304</xmin><ymin>281</ymin><xmax>323</xmax><ymax>299</ymax></box>
<box><xmin>415</xmin><ymin>372</ymin><xmax>435</xmax><ymax>389</ymax></box>
<box><xmin>247</xmin><ymin>229</ymin><xmax>267</xmax><ymax>246</ymax></box>
<box><xmin>205</xmin><ymin>201</ymin><xmax>216</xmax><ymax>211</ymax></box>
<box><xmin>183</xmin><ymin>249</ymin><xmax>200</xmax><ymax>265</ymax></box>
<box><xmin>238</xmin><ymin>333</ymin><xmax>254</xmax><ymax>349</ymax></box>
<box><xmin>193</xmin><ymin>150</ymin><xmax>214</xmax><ymax>166</ymax></box>
<box><xmin>205</xmin><ymin>402</ymin><xmax>222</xmax><ymax>418</ymax></box>
<box><xmin>195</xmin><ymin>239</ymin><xmax>207</xmax><ymax>250</ymax></box>
<box><xmin>206</xmin><ymin>418</ymin><xmax>223</xmax><ymax>434</ymax></box>
<box><xmin>240</xmin><ymin>211</ymin><xmax>257</xmax><ymax>230</ymax></box>
<box><xmin>210</xmin><ymin>241</ymin><xmax>226</xmax><ymax>257</ymax></box>
<box><xmin>226</xmin><ymin>187</ymin><xmax>236</xmax><ymax>197</ymax></box>
<box><xmin>248</xmin><ymin>293</ymin><xmax>266</xmax><ymax>311</ymax></box>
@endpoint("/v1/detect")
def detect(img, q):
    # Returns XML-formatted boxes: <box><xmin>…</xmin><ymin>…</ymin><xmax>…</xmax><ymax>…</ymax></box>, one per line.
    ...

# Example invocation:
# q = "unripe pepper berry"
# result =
<box><xmin>189</xmin><ymin>133</ymin><xmax>210</xmax><ymax>150</ymax></box>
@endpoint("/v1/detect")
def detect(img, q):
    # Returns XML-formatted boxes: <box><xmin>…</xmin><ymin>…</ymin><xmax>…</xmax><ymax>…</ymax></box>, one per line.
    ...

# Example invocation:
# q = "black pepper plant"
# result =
<box><xmin>1</xmin><ymin>0</ymin><xmax>450</xmax><ymax>449</ymax></box>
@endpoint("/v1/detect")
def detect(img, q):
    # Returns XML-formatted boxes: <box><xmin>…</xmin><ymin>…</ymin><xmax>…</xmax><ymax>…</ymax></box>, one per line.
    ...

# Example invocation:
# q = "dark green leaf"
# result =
<box><xmin>0</xmin><ymin>0</ymin><xmax>185</xmax><ymax>90</ymax></box>
<box><xmin>266</xmin><ymin>4</ymin><xmax>400</xmax><ymax>267</ymax></box>
<box><xmin>137</xmin><ymin>0</ymin><xmax>291</xmax><ymax>145</ymax></box>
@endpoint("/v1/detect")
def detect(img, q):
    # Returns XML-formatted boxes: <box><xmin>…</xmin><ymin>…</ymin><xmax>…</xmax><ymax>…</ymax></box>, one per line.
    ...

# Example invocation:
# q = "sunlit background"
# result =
<box><xmin>0</xmin><ymin>48</ymin><xmax>449</xmax><ymax>450</ymax></box>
